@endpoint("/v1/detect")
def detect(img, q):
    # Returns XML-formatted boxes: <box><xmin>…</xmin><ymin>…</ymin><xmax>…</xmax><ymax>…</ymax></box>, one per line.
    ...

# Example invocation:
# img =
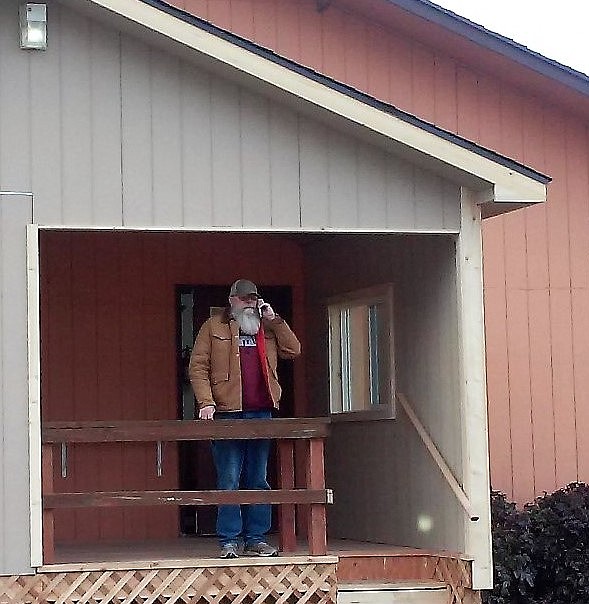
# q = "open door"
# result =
<box><xmin>176</xmin><ymin>284</ymin><xmax>294</xmax><ymax>535</ymax></box>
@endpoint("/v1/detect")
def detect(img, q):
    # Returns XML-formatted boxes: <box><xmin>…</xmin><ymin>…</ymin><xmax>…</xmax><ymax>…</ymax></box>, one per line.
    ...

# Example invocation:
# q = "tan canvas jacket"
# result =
<box><xmin>188</xmin><ymin>309</ymin><xmax>301</xmax><ymax>412</ymax></box>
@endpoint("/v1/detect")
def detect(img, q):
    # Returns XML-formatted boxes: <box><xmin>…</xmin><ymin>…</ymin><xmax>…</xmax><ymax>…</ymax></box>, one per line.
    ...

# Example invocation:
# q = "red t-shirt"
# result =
<box><xmin>239</xmin><ymin>332</ymin><xmax>273</xmax><ymax>410</ymax></box>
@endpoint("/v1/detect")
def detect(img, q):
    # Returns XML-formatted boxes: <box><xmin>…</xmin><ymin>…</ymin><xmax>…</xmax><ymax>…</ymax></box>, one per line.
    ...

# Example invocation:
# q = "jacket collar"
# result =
<box><xmin>220</xmin><ymin>306</ymin><xmax>232</xmax><ymax>324</ymax></box>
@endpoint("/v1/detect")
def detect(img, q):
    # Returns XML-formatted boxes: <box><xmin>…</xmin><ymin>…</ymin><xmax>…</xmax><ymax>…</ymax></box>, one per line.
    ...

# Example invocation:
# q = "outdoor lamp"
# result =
<box><xmin>19</xmin><ymin>3</ymin><xmax>47</xmax><ymax>50</ymax></box>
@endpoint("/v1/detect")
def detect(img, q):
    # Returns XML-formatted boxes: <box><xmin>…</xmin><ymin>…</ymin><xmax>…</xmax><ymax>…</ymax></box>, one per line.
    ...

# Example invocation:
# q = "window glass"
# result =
<box><xmin>328</xmin><ymin>286</ymin><xmax>394</xmax><ymax>420</ymax></box>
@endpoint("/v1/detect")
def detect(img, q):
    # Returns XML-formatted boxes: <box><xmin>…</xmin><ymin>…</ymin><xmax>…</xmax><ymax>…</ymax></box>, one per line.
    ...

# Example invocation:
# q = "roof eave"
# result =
<box><xmin>386</xmin><ymin>0</ymin><xmax>589</xmax><ymax>97</ymax></box>
<box><xmin>71</xmin><ymin>0</ymin><xmax>550</xmax><ymax>213</ymax></box>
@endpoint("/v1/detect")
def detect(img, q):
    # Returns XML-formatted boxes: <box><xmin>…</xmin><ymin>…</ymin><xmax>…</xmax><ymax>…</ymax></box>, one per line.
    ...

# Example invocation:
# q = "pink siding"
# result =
<box><xmin>167</xmin><ymin>0</ymin><xmax>589</xmax><ymax>503</ymax></box>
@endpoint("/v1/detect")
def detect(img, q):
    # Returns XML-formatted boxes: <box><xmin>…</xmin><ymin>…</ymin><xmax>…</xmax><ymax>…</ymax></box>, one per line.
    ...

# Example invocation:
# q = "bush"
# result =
<box><xmin>483</xmin><ymin>482</ymin><xmax>589</xmax><ymax>604</ymax></box>
<box><xmin>482</xmin><ymin>491</ymin><xmax>535</xmax><ymax>604</ymax></box>
<box><xmin>527</xmin><ymin>482</ymin><xmax>589</xmax><ymax>604</ymax></box>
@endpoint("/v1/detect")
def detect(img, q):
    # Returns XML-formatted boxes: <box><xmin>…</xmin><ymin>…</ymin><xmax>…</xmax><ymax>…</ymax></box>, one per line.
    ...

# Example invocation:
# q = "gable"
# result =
<box><xmin>1</xmin><ymin>0</ymin><xmax>461</xmax><ymax>231</ymax></box>
<box><xmin>57</xmin><ymin>0</ymin><xmax>549</xmax><ymax>214</ymax></box>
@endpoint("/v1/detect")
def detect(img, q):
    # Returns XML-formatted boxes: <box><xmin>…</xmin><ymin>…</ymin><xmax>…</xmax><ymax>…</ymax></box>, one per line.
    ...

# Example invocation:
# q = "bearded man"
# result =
<box><xmin>188</xmin><ymin>279</ymin><xmax>301</xmax><ymax>559</ymax></box>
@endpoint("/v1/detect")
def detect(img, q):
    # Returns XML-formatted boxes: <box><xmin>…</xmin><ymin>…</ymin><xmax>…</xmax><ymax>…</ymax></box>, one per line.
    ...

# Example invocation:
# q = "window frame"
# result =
<box><xmin>326</xmin><ymin>283</ymin><xmax>396</xmax><ymax>422</ymax></box>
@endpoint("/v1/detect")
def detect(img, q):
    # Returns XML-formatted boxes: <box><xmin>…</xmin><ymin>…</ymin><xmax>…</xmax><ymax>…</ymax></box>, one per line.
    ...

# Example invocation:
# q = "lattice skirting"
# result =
<box><xmin>0</xmin><ymin>563</ymin><xmax>337</xmax><ymax>604</ymax></box>
<box><xmin>432</xmin><ymin>558</ymin><xmax>481</xmax><ymax>604</ymax></box>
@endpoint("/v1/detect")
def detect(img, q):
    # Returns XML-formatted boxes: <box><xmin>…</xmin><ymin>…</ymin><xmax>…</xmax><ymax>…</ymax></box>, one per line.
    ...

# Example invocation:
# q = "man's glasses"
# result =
<box><xmin>238</xmin><ymin>295</ymin><xmax>258</xmax><ymax>303</ymax></box>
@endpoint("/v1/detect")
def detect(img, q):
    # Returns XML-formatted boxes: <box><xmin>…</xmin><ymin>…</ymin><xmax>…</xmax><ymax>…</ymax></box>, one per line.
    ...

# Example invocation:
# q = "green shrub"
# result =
<box><xmin>526</xmin><ymin>482</ymin><xmax>589</xmax><ymax>604</ymax></box>
<box><xmin>482</xmin><ymin>491</ymin><xmax>535</xmax><ymax>604</ymax></box>
<box><xmin>483</xmin><ymin>483</ymin><xmax>589</xmax><ymax>604</ymax></box>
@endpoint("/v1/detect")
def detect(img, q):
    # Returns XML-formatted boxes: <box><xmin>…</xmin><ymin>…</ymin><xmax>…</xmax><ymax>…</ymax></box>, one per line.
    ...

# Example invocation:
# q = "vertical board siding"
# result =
<box><xmin>30</xmin><ymin>5</ymin><xmax>63</xmax><ymax>225</ymax></box>
<box><xmin>357</xmin><ymin>144</ymin><xmax>387</xmax><ymax>228</ymax></box>
<box><xmin>299</xmin><ymin>119</ymin><xmax>330</xmax><ymax>228</ymax></box>
<box><xmin>151</xmin><ymin>53</ymin><xmax>183</xmax><ymax>227</ymax></box>
<box><xmin>164</xmin><ymin>0</ymin><xmax>589</xmax><ymax>504</ymax></box>
<box><xmin>59</xmin><ymin>9</ymin><xmax>93</xmax><ymax>225</ymax></box>
<box><xmin>268</xmin><ymin>108</ymin><xmax>300</xmax><ymax>228</ymax></box>
<box><xmin>240</xmin><ymin>92</ymin><xmax>272</xmax><ymax>227</ymax></box>
<box><xmin>0</xmin><ymin>8</ymin><xmax>31</xmax><ymax>192</ymax></box>
<box><xmin>41</xmin><ymin>230</ymin><xmax>305</xmax><ymax>543</ymax></box>
<box><xmin>210</xmin><ymin>78</ymin><xmax>242</xmax><ymax>227</ymax></box>
<box><xmin>90</xmin><ymin>22</ymin><xmax>123</xmax><ymax>226</ymax></box>
<box><xmin>0</xmin><ymin>194</ymin><xmax>34</xmax><ymax>573</ymax></box>
<box><xmin>328</xmin><ymin>131</ymin><xmax>357</xmax><ymax>228</ymax></box>
<box><xmin>121</xmin><ymin>37</ymin><xmax>153</xmax><ymax>226</ymax></box>
<box><xmin>0</xmin><ymin>0</ymin><xmax>459</xmax><ymax>234</ymax></box>
<box><xmin>180</xmin><ymin>65</ymin><xmax>214</xmax><ymax>228</ymax></box>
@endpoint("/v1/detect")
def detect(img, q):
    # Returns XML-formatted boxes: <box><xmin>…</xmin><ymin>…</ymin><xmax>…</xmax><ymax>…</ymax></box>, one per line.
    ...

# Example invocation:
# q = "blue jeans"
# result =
<box><xmin>211</xmin><ymin>410</ymin><xmax>272</xmax><ymax>546</ymax></box>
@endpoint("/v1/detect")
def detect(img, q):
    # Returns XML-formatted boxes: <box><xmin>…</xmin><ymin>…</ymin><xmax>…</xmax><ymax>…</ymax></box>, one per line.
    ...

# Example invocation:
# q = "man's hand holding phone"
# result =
<box><xmin>257</xmin><ymin>298</ymin><xmax>276</xmax><ymax>321</ymax></box>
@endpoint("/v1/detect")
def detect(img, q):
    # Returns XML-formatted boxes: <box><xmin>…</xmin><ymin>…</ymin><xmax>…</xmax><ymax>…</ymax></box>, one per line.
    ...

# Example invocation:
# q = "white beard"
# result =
<box><xmin>232</xmin><ymin>306</ymin><xmax>261</xmax><ymax>335</ymax></box>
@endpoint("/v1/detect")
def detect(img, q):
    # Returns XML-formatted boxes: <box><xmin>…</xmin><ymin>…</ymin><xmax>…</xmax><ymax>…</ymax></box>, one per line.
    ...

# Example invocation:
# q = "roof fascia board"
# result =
<box><xmin>89</xmin><ymin>0</ymin><xmax>547</xmax><ymax>205</ymax></box>
<box><xmin>387</xmin><ymin>0</ymin><xmax>589</xmax><ymax>97</ymax></box>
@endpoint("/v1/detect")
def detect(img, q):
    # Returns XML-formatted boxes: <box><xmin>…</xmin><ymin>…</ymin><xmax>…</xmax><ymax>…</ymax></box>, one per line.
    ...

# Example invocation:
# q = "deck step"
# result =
<box><xmin>338</xmin><ymin>582</ymin><xmax>448</xmax><ymax>604</ymax></box>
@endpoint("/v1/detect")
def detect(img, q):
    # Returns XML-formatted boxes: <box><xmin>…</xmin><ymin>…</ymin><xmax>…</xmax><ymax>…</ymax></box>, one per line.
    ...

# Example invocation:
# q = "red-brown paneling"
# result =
<box><xmin>253</xmin><ymin>1</ymin><xmax>277</xmax><ymax>50</ymax></box>
<box><xmin>432</xmin><ymin>54</ymin><xmax>457</xmax><ymax>134</ymax></box>
<box><xmin>206</xmin><ymin>0</ymin><xmax>231</xmax><ymax>31</ymax></box>
<box><xmin>566</xmin><ymin>117</ymin><xmax>589</xmax><ymax>289</ymax></box>
<box><xmin>528</xmin><ymin>288</ymin><xmax>556</xmax><ymax>495</ymax></box>
<box><xmin>150</xmin><ymin>0</ymin><xmax>589</xmax><ymax>504</ymax></box>
<box><xmin>275</xmin><ymin>1</ymin><xmax>300</xmax><ymax>59</ymax></box>
<box><xmin>572</xmin><ymin>288</ymin><xmax>589</xmax><ymax>480</ymax></box>
<box><xmin>41</xmin><ymin>231</ymin><xmax>305</xmax><ymax>543</ymax></box>
<box><xmin>411</xmin><ymin>45</ymin><xmax>435</xmax><ymax>124</ymax></box>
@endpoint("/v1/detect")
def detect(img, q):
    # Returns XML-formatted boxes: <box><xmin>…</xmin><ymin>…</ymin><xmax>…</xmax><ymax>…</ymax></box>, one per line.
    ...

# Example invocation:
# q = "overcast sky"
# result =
<box><xmin>430</xmin><ymin>1</ymin><xmax>589</xmax><ymax>76</ymax></box>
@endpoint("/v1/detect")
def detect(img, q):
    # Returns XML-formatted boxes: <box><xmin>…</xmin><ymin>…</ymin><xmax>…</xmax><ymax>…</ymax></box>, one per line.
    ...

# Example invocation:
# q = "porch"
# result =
<box><xmin>26</xmin><ymin>227</ymin><xmax>486</xmax><ymax>603</ymax></box>
<box><xmin>26</xmin><ymin>414</ymin><xmax>480</xmax><ymax>603</ymax></box>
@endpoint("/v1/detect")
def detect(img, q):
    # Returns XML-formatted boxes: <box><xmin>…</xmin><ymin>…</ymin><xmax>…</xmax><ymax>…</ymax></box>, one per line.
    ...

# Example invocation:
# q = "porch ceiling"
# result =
<box><xmin>61</xmin><ymin>0</ymin><xmax>549</xmax><ymax>214</ymax></box>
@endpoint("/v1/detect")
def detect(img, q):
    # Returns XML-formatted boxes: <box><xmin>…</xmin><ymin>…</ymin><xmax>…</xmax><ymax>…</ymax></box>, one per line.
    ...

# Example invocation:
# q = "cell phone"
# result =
<box><xmin>258</xmin><ymin>298</ymin><xmax>270</xmax><ymax>316</ymax></box>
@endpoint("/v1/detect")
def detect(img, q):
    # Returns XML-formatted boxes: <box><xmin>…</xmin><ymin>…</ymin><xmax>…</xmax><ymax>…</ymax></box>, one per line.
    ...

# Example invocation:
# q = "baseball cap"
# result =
<box><xmin>229</xmin><ymin>279</ymin><xmax>259</xmax><ymax>298</ymax></box>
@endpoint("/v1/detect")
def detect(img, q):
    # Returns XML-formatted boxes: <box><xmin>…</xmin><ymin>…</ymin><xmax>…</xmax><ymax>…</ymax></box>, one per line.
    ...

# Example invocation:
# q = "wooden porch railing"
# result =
<box><xmin>41</xmin><ymin>418</ymin><xmax>332</xmax><ymax>564</ymax></box>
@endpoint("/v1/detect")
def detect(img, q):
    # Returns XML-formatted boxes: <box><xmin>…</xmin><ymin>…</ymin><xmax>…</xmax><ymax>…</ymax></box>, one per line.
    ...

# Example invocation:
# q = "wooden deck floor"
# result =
<box><xmin>44</xmin><ymin>536</ymin><xmax>469</xmax><ymax>569</ymax></box>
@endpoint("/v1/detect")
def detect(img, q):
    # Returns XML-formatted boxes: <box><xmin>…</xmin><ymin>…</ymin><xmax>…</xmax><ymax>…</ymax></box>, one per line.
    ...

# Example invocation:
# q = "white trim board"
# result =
<box><xmin>65</xmin><ymin>0</ymin><xmax>547</xmax><ymax>208</ymax></box>
<box><xmin>456</xmin><ymin>189</ymin><xmax>492</xmax><ymax>590</ymax></box>
<box><xmin>35</xmin><ymin>225</ymin><xmax>461</xmax><ymax>234</ymax></box>
<box><xmin>26</xmin><ymin>225</ymin><xmax>42</xmax><ymax>568</ymax></box>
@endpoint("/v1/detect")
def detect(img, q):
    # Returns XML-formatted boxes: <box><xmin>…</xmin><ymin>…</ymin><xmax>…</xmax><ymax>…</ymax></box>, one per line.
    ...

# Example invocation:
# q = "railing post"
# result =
<box><xmin>306</xmin><ymin>438</ymin><xmax>327</xmax><ymax>555</ymax></box>
<box><xmin>42</xmin><ymin>443</ymin><xmax>55</xmax><ymax>565</ymax></box>
<box><xmin>277</xmin><ymin>440</ymin><xmax>296</xmax><ymax>552</ymax></box>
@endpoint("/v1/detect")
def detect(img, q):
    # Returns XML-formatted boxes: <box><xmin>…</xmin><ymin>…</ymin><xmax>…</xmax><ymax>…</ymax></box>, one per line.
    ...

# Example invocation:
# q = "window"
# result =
<box><xmin>327</xmin><ymin>284</ymin><xmax>395</xmax><ymax>420</ymax></box>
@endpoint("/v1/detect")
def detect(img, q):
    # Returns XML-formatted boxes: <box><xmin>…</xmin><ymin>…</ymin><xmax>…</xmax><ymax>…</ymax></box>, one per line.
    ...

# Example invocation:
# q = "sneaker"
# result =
<box><xmin>220</xmin><ymin>543</ymin><xmax>239</xmax><ymax>559</ymax></box>
<box><xmin>243</xmin><ymin>541</ymin><xmax>278</xmax><ymax>557</ymax></box>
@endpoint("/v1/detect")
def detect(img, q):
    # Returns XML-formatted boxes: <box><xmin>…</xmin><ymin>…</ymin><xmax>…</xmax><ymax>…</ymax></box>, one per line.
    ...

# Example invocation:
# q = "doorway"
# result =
<box><xmin>176</xmin><ymin>284</ymin><xmax>294</xmax><ymax>535</ymax></box>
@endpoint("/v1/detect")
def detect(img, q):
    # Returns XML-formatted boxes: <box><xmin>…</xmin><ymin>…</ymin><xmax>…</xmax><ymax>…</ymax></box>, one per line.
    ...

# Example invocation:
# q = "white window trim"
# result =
<box><xmin>327</xmin><ymin>284</ymin><xmax>395</xmax><ymax>422</ymax></box>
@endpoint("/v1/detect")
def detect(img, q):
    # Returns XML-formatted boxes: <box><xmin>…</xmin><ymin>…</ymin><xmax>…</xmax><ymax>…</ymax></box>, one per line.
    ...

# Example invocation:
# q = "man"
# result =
<box><xmin>188</xmin><ymin>279</ymin><xmax>301</xmax><ymax>559</ymax></box>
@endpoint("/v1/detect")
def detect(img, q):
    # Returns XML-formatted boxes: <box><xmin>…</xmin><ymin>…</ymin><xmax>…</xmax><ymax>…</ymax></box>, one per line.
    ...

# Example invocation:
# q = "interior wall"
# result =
<box><xmin>304</xmin><ymin>234</ymin><xmax>464</xmax><ymax>552</ymax></box>
<box><xmin>40</xmin><ymin>230</ymin><xmax>306</xmax><ymax>543</ymax></box>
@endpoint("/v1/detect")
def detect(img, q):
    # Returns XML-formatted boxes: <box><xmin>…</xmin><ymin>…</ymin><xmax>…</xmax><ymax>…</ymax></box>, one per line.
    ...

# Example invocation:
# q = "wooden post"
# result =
<box><xmin>42</xmin><ymin>443</ymin><xmax>55</xmax><ymax>565</ymax></box>
<box><xmin>306</xmin><ymin>438</ymin><xmax>327</xmax><ymax>555</ymax></box>
<box><xmin>277</xmin><ymin>440</ymin><xmax>297</xmax><ymax>552</ymax></box>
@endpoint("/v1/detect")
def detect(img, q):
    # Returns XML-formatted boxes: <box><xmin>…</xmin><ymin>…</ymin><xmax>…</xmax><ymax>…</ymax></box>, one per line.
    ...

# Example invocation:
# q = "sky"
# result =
<box><xmin>430</xmin><ymin>1</ymin><xmax>589</xmax><ymax>76</ymax></box>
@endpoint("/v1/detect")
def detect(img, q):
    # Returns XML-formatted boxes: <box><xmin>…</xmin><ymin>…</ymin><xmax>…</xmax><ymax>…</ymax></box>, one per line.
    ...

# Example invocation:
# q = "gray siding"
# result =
<box><xmin>0</xmin><ymin>194</ymin><xmax>34</xmax><ymax>574</ymax></box>
<box><xmin>305</xmin><ymin>235</ymin><xmax>464</xmax><ymax>552</ymax></box>
<box><xmin>0</xmin><ymin>0</ymin><xmax>460</xmax><ymax>232</ymax></box>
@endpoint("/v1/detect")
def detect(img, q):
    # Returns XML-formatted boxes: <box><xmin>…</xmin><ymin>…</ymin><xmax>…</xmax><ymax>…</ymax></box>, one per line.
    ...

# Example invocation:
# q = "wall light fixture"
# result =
<box><xmin>19</xmin><ymin>3</ymin><xmax>47</xmax><ymax>50</ymax></box>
